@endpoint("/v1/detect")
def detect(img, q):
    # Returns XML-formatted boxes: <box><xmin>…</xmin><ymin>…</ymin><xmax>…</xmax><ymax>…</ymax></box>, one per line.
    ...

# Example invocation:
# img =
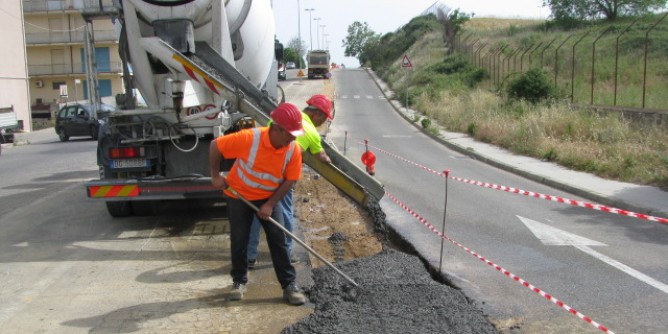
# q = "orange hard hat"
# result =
<box><xmin>271</xmin><ymin>103</ymin><xmax>304</xmax><ymax>136</ymax></box>
<box><xmin>306</xmin><ymin>94</ymin><xmax>333</xmax><ymax>120</ymax></box>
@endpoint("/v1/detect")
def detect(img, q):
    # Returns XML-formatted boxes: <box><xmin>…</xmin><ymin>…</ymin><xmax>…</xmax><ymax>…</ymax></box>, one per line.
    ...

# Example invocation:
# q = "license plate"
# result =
<box><xmin>111</xmin><ymin>159</ymin><xmax>148</xmax><ymax>169</ymax></box>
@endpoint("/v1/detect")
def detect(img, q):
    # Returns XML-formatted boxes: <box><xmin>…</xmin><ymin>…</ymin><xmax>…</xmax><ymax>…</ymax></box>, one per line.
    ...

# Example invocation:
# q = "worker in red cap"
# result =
<box><xmin>209</xmin><ymin>102</ymin><xmax>306</xmax><ymax>305</ymax></box>
<box><xmin>247</xmin><ymin>94</ymin><xmax>334</xmax><ymax>267</ymax></box>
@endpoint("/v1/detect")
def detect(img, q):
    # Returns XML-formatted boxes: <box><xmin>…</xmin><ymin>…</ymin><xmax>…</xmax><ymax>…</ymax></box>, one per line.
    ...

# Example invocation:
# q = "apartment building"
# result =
<box><xmin>0</xmin><ymin>1</ymin><xmax>31</xmax><ymax>131</ymax></box>
<box><xmin>23</xmin><ymin>0</ymin><xmax>122</xmax><ymax>119</ymax></box>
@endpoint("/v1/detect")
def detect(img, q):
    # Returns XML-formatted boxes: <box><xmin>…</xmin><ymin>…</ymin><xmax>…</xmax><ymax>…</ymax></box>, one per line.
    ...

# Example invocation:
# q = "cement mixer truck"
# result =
<box><xmin>84</xmin><ymin>0</ymin><xmax>383</xmax><ymax>217</ymax></box>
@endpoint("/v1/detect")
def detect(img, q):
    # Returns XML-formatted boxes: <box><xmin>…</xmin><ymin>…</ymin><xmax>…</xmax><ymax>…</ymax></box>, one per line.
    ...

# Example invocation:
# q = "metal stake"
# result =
<box><xmin>438</xmin><ymin>170</ymin><xmax>450</xmax><ymax>272</ymax></box>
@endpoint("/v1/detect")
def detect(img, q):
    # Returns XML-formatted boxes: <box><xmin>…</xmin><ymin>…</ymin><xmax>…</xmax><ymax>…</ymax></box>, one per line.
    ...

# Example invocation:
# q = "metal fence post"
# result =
<box><xmin>614</xmin><ymin>18</ymin><xmax>640</xmax><ymax>106</ymax></box>
<box><xmin>642</xmin><ymin>13</ymin><xmax>668</xmax><ymax>108</ymax></box>
<box><xmin>555</xmin><ymin>34</ymin><xmax>574</xmax><ymax>89</ymax></box>
<box><xmin>591</xmin><ymin>27</ymin><xmax>612</xmax><ymax>105</ymax></box>
<box><xmin>572</xmin><ymin>31</ymin><xmax>591</xmax><ymax>103</ymax></box>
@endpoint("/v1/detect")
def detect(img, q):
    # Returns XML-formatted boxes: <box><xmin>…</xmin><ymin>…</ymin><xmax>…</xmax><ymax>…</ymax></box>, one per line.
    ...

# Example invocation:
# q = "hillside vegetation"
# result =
<box><xmin>366</xmin><ymin>14</ymin><xmax>668</xmax><ymax>189</ymax></box>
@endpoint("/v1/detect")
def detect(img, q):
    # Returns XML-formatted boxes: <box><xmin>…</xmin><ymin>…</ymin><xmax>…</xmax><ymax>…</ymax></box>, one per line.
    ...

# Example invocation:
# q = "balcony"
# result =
<box><xmin>25</xmin><ymin>30</ymin><xmax>118</xmax><ymax>45</ymax></box>
<box><xmin>28</xmin><ymin>62</ymin><xmax>123</xmax><ymax>76</ymax></box>
<box><xmin>23</xmin><ymin>0</ymin><xmax>116</xmax><ymax>14</ymax></box>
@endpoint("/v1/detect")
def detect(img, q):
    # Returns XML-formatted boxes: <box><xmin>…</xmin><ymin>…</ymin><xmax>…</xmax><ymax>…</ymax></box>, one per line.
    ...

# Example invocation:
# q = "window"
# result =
<box><xmin>81</xmin><ymin>47</ymin><xmax>111</xmax><ymax>72</ymax></box>
<box><xmin>82</xmin><ymin>79</ymin><xmax>112</xmax><ymax>99</ymax></box>
<box><xmin>68</xmin><ymin>107</ymin><xmax>76</xmax><ymax>118</ymax></box>
<box><xmin>53</xmin><ymin>81</ymin><xmax>66</xmax><ymax>90</ymax></box>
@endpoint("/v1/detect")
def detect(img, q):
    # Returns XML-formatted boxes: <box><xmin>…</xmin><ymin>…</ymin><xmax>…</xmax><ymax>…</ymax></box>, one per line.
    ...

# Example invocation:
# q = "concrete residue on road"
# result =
<box><xmin>282</xmin><ymin>249</ymin><xmax>499</xmax><ymax>334</ymax></box>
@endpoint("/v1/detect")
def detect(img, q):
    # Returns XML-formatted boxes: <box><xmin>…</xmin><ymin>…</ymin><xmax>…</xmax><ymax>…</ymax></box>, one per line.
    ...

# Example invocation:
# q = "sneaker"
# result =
<box><xmin>247</xmin><ymin>259</ymin><xmax>257</xmax><ymax>269</ymax></box>
<box><xmin>283</xmin><ymin>282</ymin><xmax>306</xmax><ymax>305</ymax></box>
<box><xmin>230</xmin><ymin>282</ymin><xmax>246</xmax><ymax>301</ymax></box>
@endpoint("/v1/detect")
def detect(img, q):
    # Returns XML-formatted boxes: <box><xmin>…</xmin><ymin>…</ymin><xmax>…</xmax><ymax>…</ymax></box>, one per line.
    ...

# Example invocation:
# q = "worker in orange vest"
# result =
<box><xmin>246</xmin><ymin>94</ymin><xmax>334</xmax><ymax>267</ymax></box>
<box><xmin>209</xmin><ymin>103</ymin><xmax>306</xmax><ymax>305</ymax></box>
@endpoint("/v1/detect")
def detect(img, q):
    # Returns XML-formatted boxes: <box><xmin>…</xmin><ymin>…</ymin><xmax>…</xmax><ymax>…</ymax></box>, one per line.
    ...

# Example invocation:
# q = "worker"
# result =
<box><xmin>247</xmin><ymin>94</ymin><xmax>334</xmax><ymax>268</ymax></box>
<box><xmin>209</xmin><ymin>102</ymin><xmax>306</xmax><ymax>305</ymax></box>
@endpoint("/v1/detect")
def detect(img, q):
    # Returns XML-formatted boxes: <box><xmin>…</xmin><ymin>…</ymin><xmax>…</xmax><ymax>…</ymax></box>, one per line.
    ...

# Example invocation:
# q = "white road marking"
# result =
<box><xmin>518</xmin><ymin>215</ymin><xmax>668</xmax><ymax>294</ymax></box>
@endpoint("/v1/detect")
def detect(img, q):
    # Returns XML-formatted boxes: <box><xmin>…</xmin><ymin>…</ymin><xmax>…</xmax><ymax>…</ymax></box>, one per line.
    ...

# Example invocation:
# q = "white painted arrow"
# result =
<box><xmin>518</xmin><ymin>215</ymin><xmax>668</xmax><ymax>294</ymax></box>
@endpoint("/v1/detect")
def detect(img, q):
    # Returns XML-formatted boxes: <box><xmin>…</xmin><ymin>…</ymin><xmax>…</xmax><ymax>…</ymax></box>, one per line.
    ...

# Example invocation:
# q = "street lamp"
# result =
<box><xmin>305</xmin><ymin>8</ymin><xmax>315</xmax><ymax>50</ymax></box>
<box><xmin>313</xmin><ymin>17</ymin><xmax>321</xmax><ymax>49</ymax></box>
<box><xmin>297</xmin><ymin>0</ymin><xmax>302</xmax><ymax>68</ymax></box>
<box><xmin>320</xmin><ymin>25</ymin><xmax>326</xmax><ymax>50</ymax></box>
<box><xmin>323</xmin><ymin>34</ymin><xmax>329</xmax><ymax>50</ymax></box>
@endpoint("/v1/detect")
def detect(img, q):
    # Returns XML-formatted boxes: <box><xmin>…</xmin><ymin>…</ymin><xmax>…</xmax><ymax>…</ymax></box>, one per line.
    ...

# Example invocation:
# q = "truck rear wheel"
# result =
<box><xmin>106</xmin><ymin>201</ymin><xmax>133</xmax><ymax>217</ymax></box>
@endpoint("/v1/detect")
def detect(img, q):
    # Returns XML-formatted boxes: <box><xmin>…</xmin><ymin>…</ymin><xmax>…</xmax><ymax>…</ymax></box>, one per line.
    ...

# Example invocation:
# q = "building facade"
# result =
<box><xmin>0</xmin><ymin>1</ymin><xmax>31</xmax><ymax>131</ymax></box>
<box><xmin>23</xmin><ymin>0</ymin><xmax>122</xmax><ymax>120</ymax></box>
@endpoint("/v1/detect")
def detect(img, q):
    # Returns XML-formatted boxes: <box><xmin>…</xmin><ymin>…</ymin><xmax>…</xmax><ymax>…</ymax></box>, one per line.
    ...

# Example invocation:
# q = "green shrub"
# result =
<box><xmin>467</xmin><ymin>123</ymin><xmax>477</xmax><ymax>136</ymax></box>
<box><xmin>507</xmin><ymin>68</ymin><xmax>555</xmax><ymax>103</ymax></box>
<box><xmin>421</xmin><ymin>118</ymin><xmax>432</xmax><ymax>129</ymax></box>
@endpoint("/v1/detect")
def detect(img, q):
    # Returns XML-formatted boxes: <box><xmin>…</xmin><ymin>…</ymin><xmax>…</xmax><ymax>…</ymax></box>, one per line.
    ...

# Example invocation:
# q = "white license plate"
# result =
<box><xmin>111</xmin><ymin>159</ymin><xmax>148</xmax><ymax>168</ymax></box>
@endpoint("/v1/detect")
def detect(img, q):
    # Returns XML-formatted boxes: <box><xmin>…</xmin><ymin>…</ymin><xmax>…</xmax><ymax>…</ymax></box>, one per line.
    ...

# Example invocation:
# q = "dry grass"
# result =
<box><xmin>464</xmin><ymin>18</ymin><xmax>544</xmax><ymax>31</ymax></box>
<box><xmin>416</xmin><ymin>90</ymin><xmax>668</xmax><ymax>188</ymax></box>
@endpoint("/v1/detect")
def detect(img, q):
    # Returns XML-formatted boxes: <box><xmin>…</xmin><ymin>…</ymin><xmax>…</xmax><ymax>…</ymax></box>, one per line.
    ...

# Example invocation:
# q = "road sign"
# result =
<box><xmin>402</xmin><ymin>54</ymin><xmax>412</xmax><ymax>68</ymax></box>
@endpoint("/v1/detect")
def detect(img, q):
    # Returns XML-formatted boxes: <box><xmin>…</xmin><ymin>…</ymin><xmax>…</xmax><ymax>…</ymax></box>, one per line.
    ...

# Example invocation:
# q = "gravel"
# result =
<box><xmin>282</xmin><ymin>249</ymin><xmax>499</xmax><ymax>334</ymax></box>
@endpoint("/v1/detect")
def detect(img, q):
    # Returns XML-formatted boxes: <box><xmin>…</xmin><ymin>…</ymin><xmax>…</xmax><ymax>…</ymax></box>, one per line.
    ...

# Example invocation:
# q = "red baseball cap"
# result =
<box><xmin>271</xmin><ymin>103</ymin><xmax>304</xmax><ymax>136</ymax></box>
<box><xmin>306</xmin><ymin>94</ymin><xmax>333</xmax><ymax>120</ymax></box>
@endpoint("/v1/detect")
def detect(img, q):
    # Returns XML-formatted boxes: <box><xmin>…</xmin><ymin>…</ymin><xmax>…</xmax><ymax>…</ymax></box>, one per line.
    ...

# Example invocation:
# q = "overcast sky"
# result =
<box><xmin>271</xmin><ymin>0</ymin><xmax>549</xmax><ymax>67</ymax></box>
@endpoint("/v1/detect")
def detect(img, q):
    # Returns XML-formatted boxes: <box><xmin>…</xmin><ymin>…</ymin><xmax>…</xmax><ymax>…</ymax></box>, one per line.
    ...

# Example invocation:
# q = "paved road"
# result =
<box><xmin>327</xmin><ymin>68</ymin><xmax>668</xmax><ymax>333</ymax></box>
<box><xmin>0</xmin><ymin>126</ymin><xmax>310</xmax><ymax>333</ymax></box>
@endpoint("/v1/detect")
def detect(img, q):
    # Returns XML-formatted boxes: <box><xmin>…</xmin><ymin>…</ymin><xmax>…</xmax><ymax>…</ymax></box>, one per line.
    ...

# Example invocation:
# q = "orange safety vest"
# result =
<box><xmin>216</xmin><ymin>127</ymin><xmax>302</xmax><ymax>200</ymax></box>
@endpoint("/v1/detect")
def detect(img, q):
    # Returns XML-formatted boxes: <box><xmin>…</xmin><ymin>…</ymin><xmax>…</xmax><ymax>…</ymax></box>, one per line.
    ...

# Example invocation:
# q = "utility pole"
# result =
<box><xmin>305</xmin><ymin>8</ymin><xmax>314</xmax><ymax>50</ymax></box>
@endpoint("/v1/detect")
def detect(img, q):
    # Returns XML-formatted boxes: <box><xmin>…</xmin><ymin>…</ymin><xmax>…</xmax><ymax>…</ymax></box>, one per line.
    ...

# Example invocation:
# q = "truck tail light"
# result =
<box><xmin>109</xmin><ymin>147</ymin><xmax>144</xmax><ymax>159</ymax></box>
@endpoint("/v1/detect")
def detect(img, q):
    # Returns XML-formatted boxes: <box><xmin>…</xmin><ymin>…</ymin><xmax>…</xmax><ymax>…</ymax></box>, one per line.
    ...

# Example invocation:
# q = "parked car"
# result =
<box><xmin>55</xmin><ymin>103</ymin><xmax>115</xmax><ymax>141</ymax></box>
<box><xmin>278</xmin><ymin>62</ymin><xmax>287</xmax><ymax>81</ymax></box>
<box><xmin>286</xmin><ymin>61</ymin><xmax>296</xmax><ymax>69</ymax></box>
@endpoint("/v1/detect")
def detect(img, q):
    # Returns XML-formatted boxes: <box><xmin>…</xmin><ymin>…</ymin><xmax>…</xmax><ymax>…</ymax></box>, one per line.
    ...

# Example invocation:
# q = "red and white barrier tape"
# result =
<box><xmin>361</xmin><ymin>140</ymin><xmax>668</xmax><ymax>225</ymax></box>
<box><xmin>385</xmin><ymin>191</ymin><xmax>614</xmax><ymax>333</ymax></box>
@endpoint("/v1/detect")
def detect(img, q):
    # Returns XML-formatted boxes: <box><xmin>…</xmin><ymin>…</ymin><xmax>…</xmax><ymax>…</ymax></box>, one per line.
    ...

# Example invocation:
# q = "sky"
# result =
<box><xmin>271</xmin><ymin>0</ymin><xmax>549</xmax><ymax>68</ymax></box>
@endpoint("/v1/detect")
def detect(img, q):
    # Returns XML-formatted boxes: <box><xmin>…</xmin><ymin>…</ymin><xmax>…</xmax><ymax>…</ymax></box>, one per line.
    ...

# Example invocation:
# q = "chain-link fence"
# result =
<box><xmin>453</xmin><ymin>13</ymin><xmax>668</xmax><ymax>112</ymax></box>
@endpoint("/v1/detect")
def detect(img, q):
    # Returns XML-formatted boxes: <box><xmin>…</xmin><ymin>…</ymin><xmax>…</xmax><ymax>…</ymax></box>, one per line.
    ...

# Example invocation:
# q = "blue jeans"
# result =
<box><xmin>247</xmin><ymin>187</ymin><xmax>295</xmax><ymax>260</ymax></box>
<box><xmin>227</xmin><ymin>196</ymin><xmax>295</xmax><ymax>289</ymax></box>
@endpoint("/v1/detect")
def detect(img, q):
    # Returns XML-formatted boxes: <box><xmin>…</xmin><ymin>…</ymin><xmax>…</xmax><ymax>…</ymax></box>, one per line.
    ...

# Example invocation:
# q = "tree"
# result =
<box><xmin>342</xmin><ymin>21</ymin><xmax>380</xmax><ymax>60</ymax></box>
<box><xmin>544</xmin><ymin>0</ymin><xmax>667</xmax><ymax>21</ymax></box>
<box><xmin>284</xmin><ymin>48</ymin><xmax>300</xmax><ymax>66</ymax></box>
<box><xmin>286</xmin><ymin>37</ymin><xmax>306</xmax><ymax>68</ymax></box>
<box><xmin>443</xmin><ymin>9</ymin><xmax>473</xmax><ymax>54</ymax></box>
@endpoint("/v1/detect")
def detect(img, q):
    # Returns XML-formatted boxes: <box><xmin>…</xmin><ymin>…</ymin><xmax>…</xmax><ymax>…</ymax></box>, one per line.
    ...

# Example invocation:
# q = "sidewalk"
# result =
<box><xmin>366</xmin><ymin>68</ymin><xmax>668</xmax><ymax>221</ymax></box>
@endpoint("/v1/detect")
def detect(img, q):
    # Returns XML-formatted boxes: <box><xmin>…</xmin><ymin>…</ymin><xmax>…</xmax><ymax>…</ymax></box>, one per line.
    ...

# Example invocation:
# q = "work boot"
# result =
<box><xmin>247</xmin><ymin>258</ymin><xmax>257</xmax><ymax>269</ymax></box>
<box><xmin>283</xmin><ymin>282</ymin><xmax>305</xmax><ymax>305</ymax></box>
<box><xmin>230</xmin><ymin>282</ymin><xmax>246</xmax><ymax>301</ymax></box>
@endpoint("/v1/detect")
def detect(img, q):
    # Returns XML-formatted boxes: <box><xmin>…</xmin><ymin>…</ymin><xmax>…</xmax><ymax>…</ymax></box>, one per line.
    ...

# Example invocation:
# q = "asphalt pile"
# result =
<box><xmin>282</xmin><ymin>249</ymin><xmax>499</xmax><ymax>334</ymax></box>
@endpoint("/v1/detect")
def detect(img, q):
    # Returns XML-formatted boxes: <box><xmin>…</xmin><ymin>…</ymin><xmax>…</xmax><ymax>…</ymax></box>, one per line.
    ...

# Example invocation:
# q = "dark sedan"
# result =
<box><xmin>55</xmin><ymin>103</ymin><xmax>115</xmax><ymax>141</ymax></box>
